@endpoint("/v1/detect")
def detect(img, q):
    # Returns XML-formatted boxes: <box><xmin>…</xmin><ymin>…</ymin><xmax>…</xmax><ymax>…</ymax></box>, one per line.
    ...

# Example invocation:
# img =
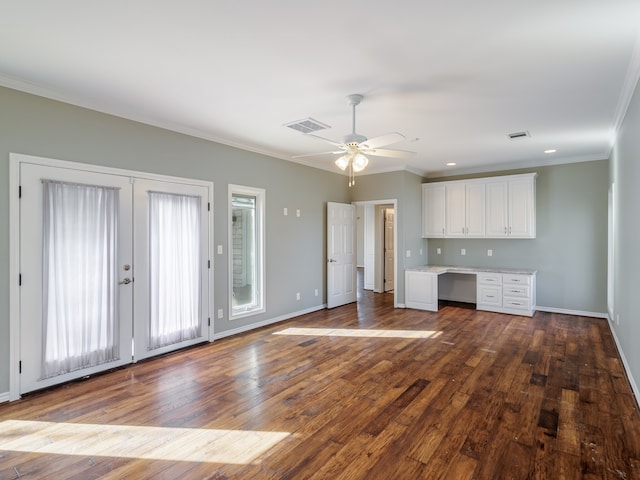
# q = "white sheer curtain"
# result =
<box><xmin>42</xmin><ymin>180</ymin><xmax>120</xmax><ymax>379</ymax></box>
<box><xmin>148</xmin><ymin>192</ymin><xmax>201</xmax><ymax>350</ymax></box>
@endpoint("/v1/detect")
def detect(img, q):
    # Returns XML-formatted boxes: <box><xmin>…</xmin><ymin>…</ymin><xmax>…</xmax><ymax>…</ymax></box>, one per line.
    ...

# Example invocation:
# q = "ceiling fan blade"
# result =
<box><xmin>359</xmin><ymin>132</ymin><xmax>406</xmax><ymax>149</ymax></box>
<box><xmin>304</xmin><ymin>133</ymin><xmax>345</xmax><ymax>148</ymax></box>
<box><xmin>362</xmin><ymin>148</ymin><xmax>416</xmax><ymax>158</ymax></box>
<box><xmin>292</xmin><ymin>150</ymin><xmax>344</xmax><ymax>159</ymax></box>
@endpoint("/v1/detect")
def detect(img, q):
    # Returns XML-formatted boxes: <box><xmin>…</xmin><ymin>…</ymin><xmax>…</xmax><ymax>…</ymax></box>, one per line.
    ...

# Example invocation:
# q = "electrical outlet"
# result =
<box><xmin>296</xmin><ymin>292</ymin><xmax>300</xmax><ymax>300</ymax></box>
<box><xmin>617</xmin><ymin>314</ymin><xmax>620</xmax><ymax>325</ymax></box>
<box><xmin>487</xmin><ymin>249</ymin><xmax>493</xmax><ymax>257</ymax></box>
<box><xmin>217</xmin><ymin>245</ymin><xmax>223</xmax><ymax>255</ymax></box>
<box><xmin>419</xmin><ymin>248</ymin><xmax>423</xmax><ymax>255</ymax></box>
<box><xmin>296</xmin><ymin>209</ymin><xmax>300</xmax><ymax>217</ymax></box>
<box><xmin>284</xmin><ymin>207</ymin><xmax>288</xmax><ymax>216</ymax></box>
<box><xmin>314</xmin><ymin>289</ymin><xmax>318</xmax><ymax>296</ymax></box>
<box><xmin>461</xmin><ymin>249</ymin><xmax>466</xmax><ymax>255</ymax></box>
<box><xmin>406</xmin><ymin>250</ymin><xmax>411</xmax><ymax>258</ymax></box>
<box><xmin>217</xmin><ymin>309</ymin><xmax>223</xmax><ymax>319</ymax></box>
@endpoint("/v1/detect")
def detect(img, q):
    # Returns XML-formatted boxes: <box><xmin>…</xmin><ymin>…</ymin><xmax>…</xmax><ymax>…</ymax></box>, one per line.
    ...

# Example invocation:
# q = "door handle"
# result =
<box><xmin>329</xmin><ymin>259</ymin><xmax>337</xmax><ymax>263</ymax></box>
<box><xmin>119</xmin><ymin>278</ymin><xmax>133</xmax><ymax>285</ymax></box>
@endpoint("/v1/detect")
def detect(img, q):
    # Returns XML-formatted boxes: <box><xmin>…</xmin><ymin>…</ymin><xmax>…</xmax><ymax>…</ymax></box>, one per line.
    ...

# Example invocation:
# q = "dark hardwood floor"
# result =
<box><xmin>1</xmin><ymin>288</ymin><xmax>640</xmax><ymax>479</ymax></box>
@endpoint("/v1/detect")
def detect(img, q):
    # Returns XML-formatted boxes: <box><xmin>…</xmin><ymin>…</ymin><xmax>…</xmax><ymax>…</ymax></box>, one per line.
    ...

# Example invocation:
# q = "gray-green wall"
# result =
<box><xmin>425</xmin><ymin>160</ymin><xmax>609</xmax><ymax>314</ymax></box>
<box><xmin>610</xmin><ymin>75</ymin><xmax>640</xmax><ymax>397</ymax></box>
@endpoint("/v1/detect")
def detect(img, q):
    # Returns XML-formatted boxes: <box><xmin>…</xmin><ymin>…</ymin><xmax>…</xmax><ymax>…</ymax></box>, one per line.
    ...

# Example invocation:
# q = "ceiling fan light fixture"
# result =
<box><xmin>335</xmin><ymin>155</ymin><xmax>349</xmax><ymax>171</ymax></box>
<box><xmin>352</xmin><ymin>153</ymin><xmax>369</xmax><ymax>172</ymax></box>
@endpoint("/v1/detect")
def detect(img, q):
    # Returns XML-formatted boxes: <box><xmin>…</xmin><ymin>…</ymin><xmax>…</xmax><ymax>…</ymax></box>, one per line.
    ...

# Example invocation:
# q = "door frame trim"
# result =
<box><xmin>8</xmin><ymin>152</ymin><xmax>214</xmax><ymax>401</ymax></box>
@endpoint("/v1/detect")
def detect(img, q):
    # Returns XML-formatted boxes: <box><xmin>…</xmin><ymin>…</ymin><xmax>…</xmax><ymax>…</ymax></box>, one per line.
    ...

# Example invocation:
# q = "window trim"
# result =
<box><xmin>228</xmin><ymin>184</ymin><xmax>265</xmax><ymax>320</ymax></box>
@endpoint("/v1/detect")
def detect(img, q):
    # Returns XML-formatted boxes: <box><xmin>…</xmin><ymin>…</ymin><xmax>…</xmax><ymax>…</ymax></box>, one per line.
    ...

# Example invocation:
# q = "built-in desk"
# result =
<box><xmin>405</xmin><ymin>265</ymin><xmax>537</xmax><ymax>316</ymax></box>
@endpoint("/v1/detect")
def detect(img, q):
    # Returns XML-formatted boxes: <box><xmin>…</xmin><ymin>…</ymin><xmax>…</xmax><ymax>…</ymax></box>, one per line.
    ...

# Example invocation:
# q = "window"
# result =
<box><xmin>229</xmin><ymin>185</ymin><xmax>265</xmax><ymax>318</ymax></box>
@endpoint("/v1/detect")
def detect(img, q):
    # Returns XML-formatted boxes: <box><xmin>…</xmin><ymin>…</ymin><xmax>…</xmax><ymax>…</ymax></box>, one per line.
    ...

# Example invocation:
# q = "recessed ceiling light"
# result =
<box><xmin>446</xmin><ymin>162</ymin><xmax>456</xmax><ymax>166</ymax></box>
<box><xmin>544</xmin><ymin>149</ymin><xmax>557</xmax><ymax>154</ymax></box>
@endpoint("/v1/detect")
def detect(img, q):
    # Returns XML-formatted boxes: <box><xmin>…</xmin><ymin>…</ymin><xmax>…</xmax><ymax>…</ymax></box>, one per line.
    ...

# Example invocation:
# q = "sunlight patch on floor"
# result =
<box><xmin>0</xmin><ymin>420</ymin><xmax>289</xmax><ymax>464</ymax></box>
<box><xmin>274</xmin><ymin>327</ymin><xmax>443</xmax><ymax>339</ymax></box>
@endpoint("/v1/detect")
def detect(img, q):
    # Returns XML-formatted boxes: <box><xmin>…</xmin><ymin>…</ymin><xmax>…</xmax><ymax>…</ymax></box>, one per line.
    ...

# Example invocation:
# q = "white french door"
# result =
<box><xmin>19</xmin><ymin>163</ymin><xmax>135</xmax><ymax>393</ymax></box>
<box><xmin>327</xmin><ymin>202</ymin><xmax>356</xmax><ymax>308</ymax></box>
<box><xmin>16</xmin><ymin>157</ymin><xmax>211</xmax><ymax>395</ymax></box>
<box><xmin>133</xmin><ymin>179</ymin><xmax>209</xmax><ymax>361</ymax></box>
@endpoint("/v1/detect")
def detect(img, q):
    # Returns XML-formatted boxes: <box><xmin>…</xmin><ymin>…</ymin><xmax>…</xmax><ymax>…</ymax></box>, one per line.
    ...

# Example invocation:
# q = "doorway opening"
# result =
<box><xmin>354</xmin><ymin>200</ymin><xmax>397</xmax><ymax>306</ymax></box>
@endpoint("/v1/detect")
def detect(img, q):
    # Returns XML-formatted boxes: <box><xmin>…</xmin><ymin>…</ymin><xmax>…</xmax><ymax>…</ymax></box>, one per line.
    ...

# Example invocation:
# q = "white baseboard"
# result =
<box><xmin>213</xmin><ymin>304</ymin><xmax>327</xmax><ymax>341</ymax></box>
<box><xmin>535</xmin><ymin>306</ymin><xmax>608</xmax><ymax>319</ymax></box>
<box><xmin>606</xmin><ymin>316</ymin><xmax>640</xmax><ymax>410</ymax></box>
<box><xmin>0</xmin><ymin>392</ymin><xmax>9</xmax><ymax>404</ymax></box>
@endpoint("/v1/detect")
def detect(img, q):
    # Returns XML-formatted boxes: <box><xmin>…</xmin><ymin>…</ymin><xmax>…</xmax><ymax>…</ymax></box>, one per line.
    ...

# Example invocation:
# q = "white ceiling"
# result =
<box><xmin>1</xmin><ymin>1</ymin><xmax>639</xmax><ymax>177</ymax></box>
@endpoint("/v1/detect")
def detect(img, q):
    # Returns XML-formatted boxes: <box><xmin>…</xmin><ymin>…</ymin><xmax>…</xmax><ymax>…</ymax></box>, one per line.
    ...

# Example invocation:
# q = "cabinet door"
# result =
<box><xmin>445</xmin><ymin>183</ymin><xmax>466</xmax><ymax>237</ymax></box>
<box><xmin>508</xmin><ymin>177</ymin><xmax>535</xmax><ymax>238</ymax></box>
<box><xmin>405</xmin><ymin>271</ymin><xmax>438</xmax><ymax>311</ymax></box>
<box><xmin>422</xmin><ymin>184</ymin><xmax>446</xmax><ymax>237</ymax></box>
<box><xmin>465</xmin><ymin>182</ymin><xmax>485</xmax><ymax>237</ymax></box>
<box><xmin>485</xmin><ymin>181</ymin><xmax>508</xmax><ymax>237</ymax></box>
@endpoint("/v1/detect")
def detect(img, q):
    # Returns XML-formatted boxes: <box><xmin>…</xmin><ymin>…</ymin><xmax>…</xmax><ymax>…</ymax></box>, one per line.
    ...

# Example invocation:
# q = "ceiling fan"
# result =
<box><xmin>294</xmin><ymin>94</ymin><xmax>416</xmax><ymax>186</ymax></box>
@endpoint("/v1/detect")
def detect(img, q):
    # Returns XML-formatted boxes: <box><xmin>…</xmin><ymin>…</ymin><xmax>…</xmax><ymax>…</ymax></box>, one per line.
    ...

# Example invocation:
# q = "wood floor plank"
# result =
<box><xmin>2</xmin><ymin>287</ymin><xmax>640</xmax><ymax>479</ymax></box>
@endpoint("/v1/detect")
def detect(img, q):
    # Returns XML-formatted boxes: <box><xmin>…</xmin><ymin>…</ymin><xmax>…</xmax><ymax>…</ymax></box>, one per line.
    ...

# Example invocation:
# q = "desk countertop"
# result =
<box><xmin>405</xmin><ymin>265</ymin><xmax>537</xmax><ymax>275</ymax></box>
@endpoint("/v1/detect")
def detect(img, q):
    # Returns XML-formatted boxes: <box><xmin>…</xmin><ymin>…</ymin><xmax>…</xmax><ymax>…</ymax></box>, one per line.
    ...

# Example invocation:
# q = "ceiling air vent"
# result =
<box><xmin>508</xmin><ymin>131</ymin><xmax>531</xmax><ymax>140</ymax></box>
<box><xmin>284</xmin><ymin>118</ymin><xmax>330</xmax><ymax>134</ymax></box>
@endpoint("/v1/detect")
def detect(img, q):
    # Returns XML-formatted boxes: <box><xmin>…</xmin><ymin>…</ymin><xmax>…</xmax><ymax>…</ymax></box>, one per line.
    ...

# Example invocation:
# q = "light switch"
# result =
<box><xmin>461</xmin><ymin>249</ymin><xmax>466</xmax><ymax>255</ymax></box>
<box><xmin>296</xmin><ymin>209</ymin><xmax>300</xmax><ymax>217</ymax></box>
<box><xmin>437</xmin><ymin>248</ymin><xmax>442</xmax><ymax>255</ymax></box>
<box><xmin>487</xmin><ymin>249</ymin><xmax>493</xmax><ymax>257</ymax></box>
<box><xmin>406</xmin><ymin>250</ymin><xmax>411</xmax><ymax>258</ymax></box>
<box><xmin>284</xmin><ymin>207</ymin><xmax>288</xmax><ymax>216</ymax></box>
<box><xmin>217</xmin><ymin>245</ymin><xmax>223</xmax><ymax>255</ymax></box>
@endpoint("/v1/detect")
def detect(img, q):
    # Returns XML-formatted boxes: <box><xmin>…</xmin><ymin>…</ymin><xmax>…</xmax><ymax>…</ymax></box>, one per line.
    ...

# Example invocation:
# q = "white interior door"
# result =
<box><xmin>384</xmin><ymin>208</ymin><xmax>395</xmax><ymax>292</ymax></box>
<box><xmin>19</xmin><ymin>163</ymin><xmax>134</xmax><ymax>394</ymax></box>
<box><xmin>133</xmin><ymin>179</ymin><xmax>210</xmax><ymax>361</ymax></box>
<box><xmin>327</xmin><ymin>202</ymin><xmax>356</xmax><ymax>308</ymax></box>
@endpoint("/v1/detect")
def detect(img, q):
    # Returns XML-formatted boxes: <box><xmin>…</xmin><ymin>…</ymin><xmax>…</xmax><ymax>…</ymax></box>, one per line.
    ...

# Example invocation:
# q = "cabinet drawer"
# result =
<box><xmin>503</xmin><ymin>274</ymin><xmax>531</xmax><ymax>286</ymax></box>
<box><xmin>478</xmin><ymin>285</ymin><xmax>502</xmax><ymax>306</ymax></box>
<box><xmin>503</xmin><ymin>285</ymin><xmax>530</xmax><ymax>298</ymax></box>
<box><xmin>477</xmin><ymin>272</ymin><xmax>502</xmax><ymax>285</ymax></box>
<box><xmin>504</xmin><ymin>298</ymin><xmax>530</xmax><ymax>309</ymax></box>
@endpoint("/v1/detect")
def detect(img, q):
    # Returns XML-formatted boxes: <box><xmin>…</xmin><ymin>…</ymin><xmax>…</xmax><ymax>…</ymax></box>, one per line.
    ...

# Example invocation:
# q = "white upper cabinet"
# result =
<box><xmin>422</xmin><ymin>183</ymin><xmax>446</xmax><ymax>237</ymax></box>
<box><xmin>485</xmin><ymin>174</ymin><xmax>536</xmax><ymax>238</ymax></box>
<box><xmin>465</xmin><ymin>182</ymin><xmax>486</xmax><ymax>237</ymax></box>
<box><xmin>422</xmin><ymin>173</ymin><xmax>536</xmax><ymax>239</ymax></box>
<box><xmin>445</xmin><ymin>181</ymin><xmax>485</xmax><ymax>237</ymax></box>
<box><xmin>507</xmin><ymin>176</ymin><xmax>536</xmax><ymax>238</ymax></box>
<box><xmin>445</xmin><ymin>183</ymin><xmax>466</xmax><ymax>237</ymax></box>
<box><xmin>485</xmin><ymin>180</ymin><xmax>509</xmax><ymax>237</ymax></box>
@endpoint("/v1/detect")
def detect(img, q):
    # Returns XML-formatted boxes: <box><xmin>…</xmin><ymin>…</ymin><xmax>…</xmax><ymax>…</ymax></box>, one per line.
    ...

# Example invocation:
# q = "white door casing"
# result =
<box><xmin>327</xmin><ymin>202</ymin><xmax>356</xmax><ymax>308</ymax></box>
